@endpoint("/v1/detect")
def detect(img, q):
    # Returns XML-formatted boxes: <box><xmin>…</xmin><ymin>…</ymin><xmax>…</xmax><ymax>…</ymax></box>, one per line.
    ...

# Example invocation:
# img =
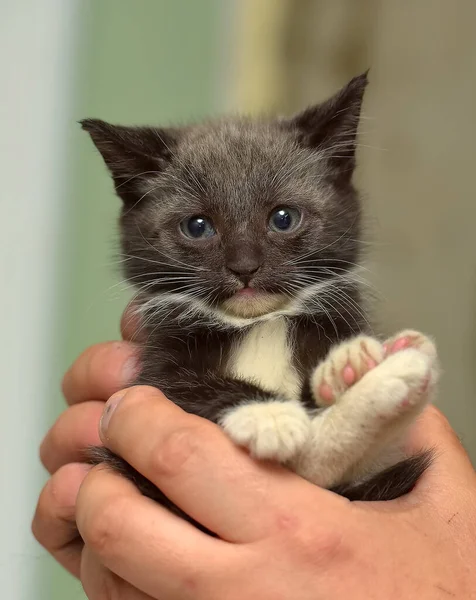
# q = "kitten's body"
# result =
<box><xmin>134</xmin><ymin>294</ymin><xmax>362</xmax><ymax>421</ymax></box>
<box><xmin>83</xmin><ymin>73</ymin><xmax>438</xmax><ymax>532</ymax></box>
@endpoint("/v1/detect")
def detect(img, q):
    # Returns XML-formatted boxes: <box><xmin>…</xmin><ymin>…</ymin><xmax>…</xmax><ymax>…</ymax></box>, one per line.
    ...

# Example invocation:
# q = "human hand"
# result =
<box><xmin>32</xmin><ymin>308</ymin><xmax>141</xmax><ymax>576</ymax></box>
<box><xmin>72</xmin><ymin>389</ymin><xmax>476</xmax><ymax>599</ymax></box>
<box><xmin>33</xmin><ymin>305</ymin><xmax>476</xmax><ymax>599</ymax></box>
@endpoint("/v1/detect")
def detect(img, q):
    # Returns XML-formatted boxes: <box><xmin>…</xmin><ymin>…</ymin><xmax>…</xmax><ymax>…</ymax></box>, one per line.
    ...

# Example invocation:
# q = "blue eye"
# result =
<box><xmin>269</xmin><ymin>207</ymin><xmax>301</xmax><ymax>232</ymax></box>
<box><xmin>180</xmin><ymin>216</ymin><xmax>216</xmax><ymax>239</ymax></box>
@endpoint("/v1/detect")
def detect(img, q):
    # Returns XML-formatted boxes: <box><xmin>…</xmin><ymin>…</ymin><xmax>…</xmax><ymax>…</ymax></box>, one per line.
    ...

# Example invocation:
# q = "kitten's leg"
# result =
<box><xmin>219</xmin><ymin>399</ymin><xmax>311</xmax><ymax>462</ymax></box>
<box><xmin>311</xmin><ymin>334</ymin><xmax>385</xmax><ymax>407</ymax></box>
<box><xmin>145</xmin><ymin>372</ymin><xmax>312</xmax><ymax>463</ymax></box>
<box><xmin>90</xmin><ymin>372</ymin><xmax>311</xmax><ymax>498</ymax></box>
<box><xmin>293</xmin><ymin>334</ymin><xmax>438</xmax><ymax>488</ymax></box>
<box><xmin>311</xmin><ymin>330</ymin><xmax>437</xmax><ymax>408</ymax></box>
<box><xmin>383</xmin><ymin>329</ymin><xmax>438</xmax><ymax>374</ymax></box>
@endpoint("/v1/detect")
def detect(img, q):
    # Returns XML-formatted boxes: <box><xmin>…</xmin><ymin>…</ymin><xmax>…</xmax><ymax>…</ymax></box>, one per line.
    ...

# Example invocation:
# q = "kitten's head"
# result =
<box><xmin>82</xmin><ymin>73</ymin><xmax>367</xmax><ymax>323</ymax></box>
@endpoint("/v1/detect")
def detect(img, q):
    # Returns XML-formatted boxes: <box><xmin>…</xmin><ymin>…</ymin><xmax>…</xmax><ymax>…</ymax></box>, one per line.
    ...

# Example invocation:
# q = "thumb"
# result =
<box><xmin>406</xmin><ymin>405</ymin><xmax>475</xmax><ymax>492</ymax></box>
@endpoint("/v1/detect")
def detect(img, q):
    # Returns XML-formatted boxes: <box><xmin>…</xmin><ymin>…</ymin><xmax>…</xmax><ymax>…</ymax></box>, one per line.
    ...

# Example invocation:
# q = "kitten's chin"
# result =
<box><xmin>220</xmin><ymin>292</ymin><xmax>289</xmax><ymax>318</ymax></box>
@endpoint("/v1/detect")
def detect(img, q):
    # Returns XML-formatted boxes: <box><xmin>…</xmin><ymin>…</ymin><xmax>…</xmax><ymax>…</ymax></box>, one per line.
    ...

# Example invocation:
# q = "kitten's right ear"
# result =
<box><xmin>80</xmin><ymin>119</ymin><xmax>178</xmax><ymax>204</ymax></box>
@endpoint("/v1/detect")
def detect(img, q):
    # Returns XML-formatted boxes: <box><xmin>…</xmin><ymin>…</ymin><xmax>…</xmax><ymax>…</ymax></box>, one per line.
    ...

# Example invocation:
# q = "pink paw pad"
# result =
<box><xmin>318</xmin><ymin>382</ymin><xmax>335</xmax><ymax>405</ymax></box>
<box><xmin>386</xmin><ymin>336</ymin><xmax>412</xmax><ymax>355</ymax></box>
<box><xmin>343</xmin><ymin>364</ymin><xmax>356</xmax><ymax>385</ymax></box>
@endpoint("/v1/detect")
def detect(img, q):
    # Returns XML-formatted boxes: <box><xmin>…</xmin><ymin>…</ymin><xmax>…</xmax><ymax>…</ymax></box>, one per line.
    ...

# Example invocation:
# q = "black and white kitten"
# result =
<box><xmin>82</xmin><ymin>73</ymin><xmax>438</xmax><ymax>527</ymax></box>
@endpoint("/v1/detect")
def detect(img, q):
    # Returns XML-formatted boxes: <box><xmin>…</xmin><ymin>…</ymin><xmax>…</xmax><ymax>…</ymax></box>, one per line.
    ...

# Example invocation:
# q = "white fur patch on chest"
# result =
<box><xmin>226</xmin><ymin>318</ymin><xmax>302</xmax><ymax>401</ymax></box>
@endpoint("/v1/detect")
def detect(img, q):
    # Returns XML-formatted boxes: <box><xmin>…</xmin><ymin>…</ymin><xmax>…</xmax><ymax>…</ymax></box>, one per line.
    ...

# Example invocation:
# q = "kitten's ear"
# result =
<box><xmin>287</xmin><ymin>72</ymin><xmax>368</xmax><ymax>181</ymax></box>
<box><xmin>80</xmin><ymin>119</ymin><xmax>178</xmax><ymax>204</ymax></box>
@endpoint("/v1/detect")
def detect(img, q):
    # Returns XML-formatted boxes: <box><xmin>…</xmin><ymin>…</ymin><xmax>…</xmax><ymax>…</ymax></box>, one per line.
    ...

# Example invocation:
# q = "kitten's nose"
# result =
<box><xmin>226</xmin><ymin>242</ymin><xmax>263</xmax><ymax>284</ymax></box>
<box><xmin>226</xmin><ymin>257</ymin><xmax>261</xmax><ymax>284</ymax></box>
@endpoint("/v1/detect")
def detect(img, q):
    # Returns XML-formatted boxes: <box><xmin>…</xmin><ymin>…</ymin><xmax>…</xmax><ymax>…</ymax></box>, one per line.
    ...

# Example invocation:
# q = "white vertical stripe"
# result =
<box><xmin>0</xmin><ymin>1</ymin><xmax>80</xmax><ymax>598</ymax></box>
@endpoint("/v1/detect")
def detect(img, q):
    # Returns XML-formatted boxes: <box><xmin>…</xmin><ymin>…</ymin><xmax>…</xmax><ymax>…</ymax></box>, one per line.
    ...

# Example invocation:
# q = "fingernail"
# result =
<box><xmin>100</xmin><ymin>392</ymin><xmax>126</xmax><ymax>439</ymax></box>
<box><xmin>121</xmin><ymin>354</ymin><xmax>140</xmax><ymax>385</ymax></box>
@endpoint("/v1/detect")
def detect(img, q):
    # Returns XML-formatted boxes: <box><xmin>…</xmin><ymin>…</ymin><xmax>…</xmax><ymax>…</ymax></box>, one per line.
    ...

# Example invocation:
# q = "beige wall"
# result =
<box><xmin>364</xmin><ymin>1</ymin><xmax>476</xmax><ymax>460</ymax></box>
<box><xmin>236</xmin><ymin>0</ymin><xmax>476</xmax><ymax>459</ymax></box>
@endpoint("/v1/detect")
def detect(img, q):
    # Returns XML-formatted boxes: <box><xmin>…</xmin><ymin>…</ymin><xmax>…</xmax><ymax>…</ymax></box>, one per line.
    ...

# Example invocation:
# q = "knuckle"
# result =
<box><xmin>285</xmin><ymin>521</ymin><xmax>348</xmax><ymax>567</ymax></box>
<box><xmin>82</xmin><ymin>494</ymin><xmax>131</xmax><ymax>557</ymax></box>
<box><xmin>149</xmin><ymin>421</ymin><xmax>210</xmax><ymax>478</ymax></box>
<box><xmin>50</xmin><ymin>463</ymin><xmax>83</xmax><ymax>508</ymax></box>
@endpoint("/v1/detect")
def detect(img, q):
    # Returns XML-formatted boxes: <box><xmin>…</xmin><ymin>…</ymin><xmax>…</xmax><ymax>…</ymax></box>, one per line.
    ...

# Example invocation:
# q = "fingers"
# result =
<box><xmin>81</xmin><ymin>548</ymin><xmax>155</xmax><ymax>600</ymax></box>
<box><xmin>40</xmin><ymin>401</ymin><xmax>104</xmax><ymax>474</ymax></box>
<box><xmin>99</xmin><ymin>386</ymin><xmax>346</xmax><ymax>541</ymax></box>
<box><xmin>77</xmin><ymin>466</ymin><xmax>230</xmax><ymax>600</ymax></box>
<box><xmin>62</xmin><ymin>341</ymin><xmax>140</xmax><ymax>405</ymax></box>
<box><xmin>32</xmin><ymin>463</ymin><xmax>90</xmax><ymax>577</ymax></box>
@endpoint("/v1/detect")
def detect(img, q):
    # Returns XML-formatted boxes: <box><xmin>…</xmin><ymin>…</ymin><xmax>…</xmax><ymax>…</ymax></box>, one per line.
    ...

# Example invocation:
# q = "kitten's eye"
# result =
<box><xmin>180</xmin><ymin>216</ymin><xmax>216</xmax><ymax>239</ymax></box>
<box><xmin>268</xmin><ymin>207</ymin><xmax>301</xmax><ymax>233</ymax></box>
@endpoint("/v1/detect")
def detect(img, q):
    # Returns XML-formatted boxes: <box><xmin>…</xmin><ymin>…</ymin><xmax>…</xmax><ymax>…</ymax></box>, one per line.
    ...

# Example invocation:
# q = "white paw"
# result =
<box><xmin>220</xmin><ymin>400</ymin><xmax>311</xmax><ymax>462</ymax></box>
<box><xmin>364</xmin><ymin>347</ymin><xmax>437</xmax><ymax>418</ymax></box>
<box><xmin>383</xmin><ymin>329</ymin><xmax>438</xmax><ymax>380</ymax></box>
<box><xmin>311</xmin><ymin>335</ymin><xmax>385</xmax><ymax>406</ymax></box>
<box><xmin>295</xmin><ymin>348</ymin><xmax>437</xmax><ymax>487</ymax></box>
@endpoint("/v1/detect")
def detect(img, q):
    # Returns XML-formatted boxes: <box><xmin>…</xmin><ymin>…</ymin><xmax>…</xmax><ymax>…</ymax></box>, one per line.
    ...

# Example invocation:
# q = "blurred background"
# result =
<box><xmin>2</xmin><ymin>0</ymin><xmax>475</xmax><ymax>598</ymax></box>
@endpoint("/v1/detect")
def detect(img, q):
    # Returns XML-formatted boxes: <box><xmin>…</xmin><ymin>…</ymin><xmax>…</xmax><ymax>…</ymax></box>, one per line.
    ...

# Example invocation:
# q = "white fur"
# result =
<box><xmin>221</xmin><ymin>292</ymin><xmax>288</xmax><ymax>318</ymax></box>
<box><xmin>136</xmin><ymin>266</ymin><xmax>364</xmax><ymax>329</ymax></box>
<box><xmin>220</xmin><ymin>318</ymin><xmax>306</xmax><ymax>461</ymax></box>
<box><xmin>220</xmin><ymin>400</ymin><xmax>311</xmax><ymax>461</ymax></box>
<box><xmin>226</xmin><ymin>318</ymin><xmax>301</xmax><ymax>401</ymax></box>
<box><xmin>293</xmin><ymin>346</ymin><xmax>437</xmax><ymax>488</ymax></box>
<box><xmin>311</xmin><ymin>335</ymin><xmax>385</xmax><ymax>405</ymax></box>
<box><xmin>138</xmin><ymin>282</ymin><xmax>440</xmax><ymax>490</ymax></box>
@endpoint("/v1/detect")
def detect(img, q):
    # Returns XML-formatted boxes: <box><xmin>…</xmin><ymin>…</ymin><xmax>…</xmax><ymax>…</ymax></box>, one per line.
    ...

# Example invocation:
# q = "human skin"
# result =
<box><xmin>33</xmin><ymin>311</ymin><xmax>476</xmax><ymax>599</ymax></box>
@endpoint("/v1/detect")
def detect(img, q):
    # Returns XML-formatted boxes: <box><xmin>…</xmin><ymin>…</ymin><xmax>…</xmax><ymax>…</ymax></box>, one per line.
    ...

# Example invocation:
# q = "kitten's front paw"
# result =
<box><xmin>366</xmin><ymin>347</ymin><xmax>437</xmax><ymax>416</ymax></box>
<box><xmin>311</xmin><ymin>335</ymin><xmax>385</xmax><ymax>407</ymax></box>
<box><xmin>220</xmin><ymin>401</ymin><xmax>311</xmax><ymax>462</ymax></box>
<box><xmin>384</xmin><ymin>329</ymin><xmax>439</xmax><ymax>390</ymax></box>
<box><xmin>384</xmin><ymin>329</ymin><xmax>437</xmax><ymax>361</ymax></box>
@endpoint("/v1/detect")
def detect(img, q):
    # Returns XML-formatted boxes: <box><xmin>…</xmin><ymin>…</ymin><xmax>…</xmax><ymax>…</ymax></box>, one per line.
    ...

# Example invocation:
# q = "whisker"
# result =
<box><xmin>115</xmin><ymin>170</ymin><xmax>163</xmax><ymax>189</ymax></box>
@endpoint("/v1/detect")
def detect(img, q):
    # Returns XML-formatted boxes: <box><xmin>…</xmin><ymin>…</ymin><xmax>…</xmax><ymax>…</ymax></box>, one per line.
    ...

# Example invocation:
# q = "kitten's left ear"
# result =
<box><xmin>287</xmin><ymin>71</ymin><xmax>369</xmax><ymax>181</ymax></box>
<box><xmin>80</xmin><ymin>119</ymin><xmax>179</xmax><ymax>204</ymax></box>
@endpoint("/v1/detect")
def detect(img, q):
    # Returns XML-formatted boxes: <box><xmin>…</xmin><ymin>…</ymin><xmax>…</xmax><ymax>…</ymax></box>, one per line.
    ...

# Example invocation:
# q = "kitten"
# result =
<box><xmin>82</xmin><ymin>73</ymin><xmax>438</xmax><ymax>530</ymax></box>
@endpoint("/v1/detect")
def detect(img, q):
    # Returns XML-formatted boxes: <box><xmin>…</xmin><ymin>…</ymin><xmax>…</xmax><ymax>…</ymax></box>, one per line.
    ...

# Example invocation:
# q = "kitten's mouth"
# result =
<box><xmin>234</xmin><ymin>286</ymin><xmax>258</xmax><ymax>298</ymax></box>
<box><xmin>221</xmin><ymin>287</ymin><xmax>289</xmax><ymax>318</ymax></box>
